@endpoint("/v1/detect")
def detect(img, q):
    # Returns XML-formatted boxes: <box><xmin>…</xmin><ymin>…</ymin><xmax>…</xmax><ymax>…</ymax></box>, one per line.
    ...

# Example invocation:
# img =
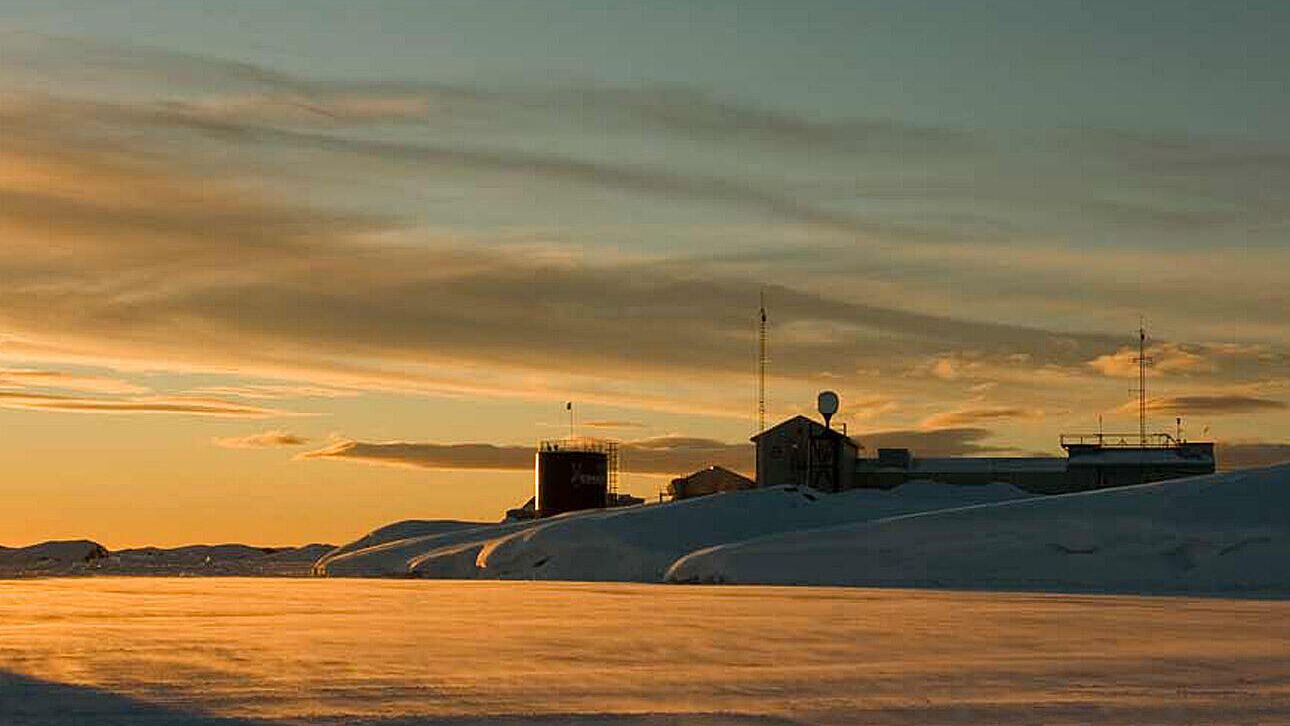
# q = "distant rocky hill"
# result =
<box><xmin>0</xmin><ymin>540</ymin><xmax>333</xmax><ymax>578</ymax></box>
<box><xmin>0</xmin><ymin>540</ymin><xmax>109</xmax><ymax>576</ymax></box>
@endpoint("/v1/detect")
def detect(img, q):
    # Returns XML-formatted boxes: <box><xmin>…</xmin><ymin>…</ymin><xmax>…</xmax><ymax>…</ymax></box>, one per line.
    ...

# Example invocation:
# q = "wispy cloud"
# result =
<box><xmin>1120</xmin><ymin>395</ymin><xmax>1288</xmax><ymax>416</ymax></box>
<box><xmin>299</xmin><ymin>435</ymin><xmax>752</xmax><ymax>476</ymax></box>
<box><xmin>0</xmin><ymin>392</ymin><xmax>288</xmax><ymax>417</ymax></box>
<box><xmin>297</xmin><ymin>426</ymin><xmax>1012</xmax><ymax>476</ymax></box>
<box><xmin>1</xmin><ymin>34</ymin><xmax>1288</xmax><ymax>431</ymax></box>
<box><xmin>1</xmin><ymin>34</ymin><xmax>976</xmax><ymax>154</ymax></box>
<box><xmin>214</xmin><ymin>430</ymin><xmax>311</xmax><ymax>448</ymax></box>
<box><xmin>854</xmin><ymin>427</ymin><xmax>1010</xmax><ymax>457</ymax></box>
<box><xmin>1089</xmin><ymin>344</ymin><xmax>1216</xmax><ymax>379</ymax></box>
<box><xmin>186</xmin><ymin>384</ymin><xmax>359</xmax><ymax>400</ymax></box>
<box><xmin>0</xmin><ymin>368</ymin><xmax>147</xmax><ymax>395</ymax></box>
<box><xmin>920</xmin><ymin>406</ymin><xmax>1046</xmax><ymax>430</ymax></box>
<box><xmin>0</xmin><ymin>97</ymin><xmax>1149</xmax><ymax>414</ymax></box>
<box><xmin>299</xmin><ymin>440</ymin><xmax>531</xmax><ymax>472</ymax></box>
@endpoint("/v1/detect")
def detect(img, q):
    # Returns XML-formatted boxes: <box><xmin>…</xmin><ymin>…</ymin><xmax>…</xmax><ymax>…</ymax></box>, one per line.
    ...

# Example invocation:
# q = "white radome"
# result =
<box><xmin>817</xmin><ymin>390</ymin><xmax>839</xmax><ymax>418</ymax></box>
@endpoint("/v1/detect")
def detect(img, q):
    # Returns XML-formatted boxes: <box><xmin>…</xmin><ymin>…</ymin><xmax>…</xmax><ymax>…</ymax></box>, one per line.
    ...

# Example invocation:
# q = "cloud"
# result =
<box><xmin>1</xmin><ymin>35</ymin><xmax>1288</xmax><ymax>428</ymax></box>
<box><xmin>214</xmin><ymin>430</ymin><xmax>311</xmax><ymax>448</ymax></box>
<box><xmin>617</xmin><ymin>436</ymin><xmax>753</xmax><ymax>474</ymax></box>
<box><xmin>581</xmin><ymin>420</ymin><xmax>647</xmax><ymax>430</ymax></box>
<box><xmin>908</xmin><ymin>352</ymin><xmax>1088</xmax><ymax>390</ymax></box>
<box><xmin>0</xmin><ymin>94</ymin><xmax>1145</xmax><ymax>417</ymax></box>
<box><xmin>0</xmin><ymin>368</ymin><xmax>147</xmax><ymax>395</ymax></box>
<box><xmin>853</xmin><ymin>427</ymin><xmax>1006</xmax><ymax>457</ymax></box>
<box><xmin>0</xmin><ymin>90</ymin><xmax>947</xmax><ymax>245</ymax></box>
<box><xmin>920</xmin><ymin>407</ymin><xmax>1045</xmax><ymax>429</ymax></box>
<box><xmin>1</xmin><ymin>34</ymin><xmax>974</xmax><ymax>154</ymax></box>
<box><xmin>1216</xmin><ymin>442</ymin><xmax>1290</xmax><ymax>471</ymax></box>
<box><xmin>838</xmin><ymin>396</ymin><xmax>900</xmax><ymax>423</ymax></box>
<box><xmin>157</xmin><ymin>116</ymin><xmax>925</xmax><ymax>240</ymax></box>
<box><xmin>1120</xmin><ymin>395</ymin><xmax>1288</xmax><ymax>416</ymax></box>
<box><xmin>924</xmin><ymin>356</ymin><xmax>971</xmax><ymax>381</ymax></box>
<box><xmin>300</xmin><ymin>440</ymin><xmax>532</xmax><ymax>472</ymax></box>
<box><xmin>301</xmin><ymin>427</ymin><xmax>1012</xmax><ymax>476</ymax></box>
<box><xmin>170</xmin><ymin>93</ymin><xmax>430</xmax><ymax>128</ymax></box>
<box><xmin>1088</xmin><ymin>343</ymin><xmax>1216</xmax><ymax>379</ymax></box>
<box><xmin>185</xmin><ymin>384</ymin><xmax>359</xmax><ymax>400</ymax></box>
<box><xmin>300</xmin><ymin>435</ymin><xmax>752</xmax><ymax>476</ymax></box>
<box><xmin>0</xmin><ymin>391</ymin><xmax>287</xmax><ymax>417</ymax></box>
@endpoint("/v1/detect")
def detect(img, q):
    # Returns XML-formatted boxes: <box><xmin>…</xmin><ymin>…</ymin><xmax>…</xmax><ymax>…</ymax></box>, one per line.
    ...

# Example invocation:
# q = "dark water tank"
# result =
<box><xmin>535</xmin><ymin>449</ymin><xmax>609</xmax><ymax>517</ymax></box>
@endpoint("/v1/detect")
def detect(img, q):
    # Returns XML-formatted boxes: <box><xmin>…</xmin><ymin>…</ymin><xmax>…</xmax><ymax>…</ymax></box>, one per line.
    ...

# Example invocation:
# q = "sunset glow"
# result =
<box><xmin>2</xmin><ymin>2</ymin><xmax>1289</xmax><ymax>548</ymax></box>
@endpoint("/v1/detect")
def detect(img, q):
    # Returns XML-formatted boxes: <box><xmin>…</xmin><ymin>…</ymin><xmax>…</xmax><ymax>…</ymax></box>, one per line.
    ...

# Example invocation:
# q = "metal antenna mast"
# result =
<box><xmin>758</xmin><ymin>290</ymin><xmax>767</xmax><ymax>434</ymax></box>
<box><xmin>1132</xmin><ymin>322</ymin><xmax>1152</xmax><ymax>446</ymax></box>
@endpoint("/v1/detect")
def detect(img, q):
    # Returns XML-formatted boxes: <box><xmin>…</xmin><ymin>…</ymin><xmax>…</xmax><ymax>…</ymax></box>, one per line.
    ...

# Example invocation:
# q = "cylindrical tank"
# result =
<box><xmin>535</xmin><ymin>449</ymin><xmax>608</xmax><ymax>517</ymax></box>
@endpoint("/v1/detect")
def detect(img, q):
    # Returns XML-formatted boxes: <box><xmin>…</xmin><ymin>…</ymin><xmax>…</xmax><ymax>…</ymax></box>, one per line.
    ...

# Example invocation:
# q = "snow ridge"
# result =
<box><xmin>666</xmin><ymin>463</ymin><xmax>1290</xmax><ymax>595</ymax></box>
<box><xmin>314</xmin><ymin>481</ymin><xmax>1033</xmax><ymax>581</ymax></box>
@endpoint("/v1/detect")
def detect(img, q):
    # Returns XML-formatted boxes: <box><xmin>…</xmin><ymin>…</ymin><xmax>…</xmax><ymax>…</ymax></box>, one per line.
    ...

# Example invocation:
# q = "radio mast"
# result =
<box><xmin>1132</xmin><ymin>323</ymin><xmax>1152</xmax><ymax>445</ymax></box>
<box><xmin>758</xmin><ymin>290</ymin><xmax>767</xmax><ymax>434</ymax></box>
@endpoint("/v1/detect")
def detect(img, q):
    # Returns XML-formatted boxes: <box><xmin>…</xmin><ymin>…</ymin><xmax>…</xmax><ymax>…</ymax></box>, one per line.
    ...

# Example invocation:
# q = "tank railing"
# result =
<box><xmin>1059</xmin><ymin>432</ymin><xmax>1180</xmax><ymax>449</ymax></box>
<box><xmin>539</xmin><ymin>437</ymin><xmax>616</xmax><ymax>453</ymax></box>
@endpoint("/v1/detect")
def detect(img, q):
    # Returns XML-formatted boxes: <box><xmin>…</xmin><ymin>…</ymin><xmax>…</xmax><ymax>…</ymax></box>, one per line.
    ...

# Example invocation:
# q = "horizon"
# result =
<box><xmin>3</xmin><ymin>0</ymin><xmax>1290</xmax><ymax>548</ymax></box>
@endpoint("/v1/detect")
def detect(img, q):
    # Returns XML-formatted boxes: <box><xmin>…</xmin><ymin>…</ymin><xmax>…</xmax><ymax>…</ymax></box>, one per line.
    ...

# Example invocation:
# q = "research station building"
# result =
<box><xmin>752</xmin><ymin>412</ymin><xmax>1215</xmax><ymax>495</ymax></box>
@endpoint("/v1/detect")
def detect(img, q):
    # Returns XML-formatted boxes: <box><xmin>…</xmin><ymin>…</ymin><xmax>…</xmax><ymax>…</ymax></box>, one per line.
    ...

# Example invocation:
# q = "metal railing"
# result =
<box><xmin>1059</xmin><ymin>432</ymin><xmax>1180</xmax><ymax>449</ymax></box>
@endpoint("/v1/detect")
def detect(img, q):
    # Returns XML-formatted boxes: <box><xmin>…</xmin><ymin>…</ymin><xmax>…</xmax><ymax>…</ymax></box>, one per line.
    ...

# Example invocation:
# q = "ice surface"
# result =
<box><xmin>1</xmin><ymin>578</ymin><xmax>1289</xmax><ymax>724</ymax></box>
<box><xmin>667</xmin><ymin>463</ymin><xmax>1290</xmax><ymax>595</ymax></box>
<box><xmin>316</xmin><ymin>482</ymin><xmax>1033</xmax><ymax>581</ymax></box>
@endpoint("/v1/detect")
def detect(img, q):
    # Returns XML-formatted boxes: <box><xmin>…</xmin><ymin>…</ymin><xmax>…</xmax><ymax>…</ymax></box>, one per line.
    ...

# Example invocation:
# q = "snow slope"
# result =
<box><xmin>315</xmin><ymin>482</ymin><xmax>1033</xmax><ymax>581</ymax></box>
<box><xmin>667</xmin><ymin>464</ymin><xmax>1290</xmax><ymax>596</ymax></box>
<box><xmin>314</xmin><ymin>519</ymin><xmax>531</xmax><ymax>577</ymax></box>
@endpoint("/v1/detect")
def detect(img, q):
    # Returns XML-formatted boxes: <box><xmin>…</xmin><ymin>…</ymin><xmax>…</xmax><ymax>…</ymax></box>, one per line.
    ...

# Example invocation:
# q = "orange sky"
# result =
<box><xmin>2</xmin><ymin>7</ymin><xmax>1289</xmax><ymax>547</ymax></box>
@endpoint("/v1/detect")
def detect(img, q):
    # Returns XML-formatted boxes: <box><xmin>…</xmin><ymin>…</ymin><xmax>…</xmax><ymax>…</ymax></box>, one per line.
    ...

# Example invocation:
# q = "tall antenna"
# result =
<box><xmin>758</xmin><ymin>289</ymin><xmax>767</xmax><ymax>434</ymax></box>
<box><xmin>1132</xmin><ymin>322</ymin><xmax>1153</xmax><ymax>446</ymax></box>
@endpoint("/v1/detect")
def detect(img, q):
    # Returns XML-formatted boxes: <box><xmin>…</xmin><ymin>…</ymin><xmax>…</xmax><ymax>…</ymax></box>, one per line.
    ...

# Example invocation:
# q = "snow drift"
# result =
<box><xmin>313</xmin><ymin>519</ymin><xmax>530</xmax><ymax>577</ymax></box>
<box><xmin>314</xmin><ymin>482</ymin><xmax>1033</xmax><ymax>580</ymax></box>
<box><xmin>666</xmin><ymin>463</ymin><xmax>1290</xmax><ymax>596</ymax></box>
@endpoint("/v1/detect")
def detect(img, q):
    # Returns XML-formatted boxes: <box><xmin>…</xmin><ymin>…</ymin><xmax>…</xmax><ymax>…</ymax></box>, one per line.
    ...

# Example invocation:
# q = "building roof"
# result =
<box><xmin>750</xmin><ymin>415</ymin><xmax>856</xmax><ymax>444</ymax></box>
<box><xmin>673</xmin><ymin>465</ymin><xmax>755</xmax><ymax>485</ymax></box>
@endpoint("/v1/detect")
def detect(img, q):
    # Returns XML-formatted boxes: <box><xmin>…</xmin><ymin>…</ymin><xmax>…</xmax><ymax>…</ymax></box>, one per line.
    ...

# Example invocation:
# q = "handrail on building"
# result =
<box><xmin>1059</xmin><ymin>432</ymin><xmax>1181</xmax><ymax>449</ymax></box>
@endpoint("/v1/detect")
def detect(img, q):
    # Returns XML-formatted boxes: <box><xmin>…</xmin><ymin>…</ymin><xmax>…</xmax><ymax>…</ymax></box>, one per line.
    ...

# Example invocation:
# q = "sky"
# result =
<box><xmin>2</xmin><ymin>1</ymin><xmax>1289</xmax><ymax>547</ymax></box>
